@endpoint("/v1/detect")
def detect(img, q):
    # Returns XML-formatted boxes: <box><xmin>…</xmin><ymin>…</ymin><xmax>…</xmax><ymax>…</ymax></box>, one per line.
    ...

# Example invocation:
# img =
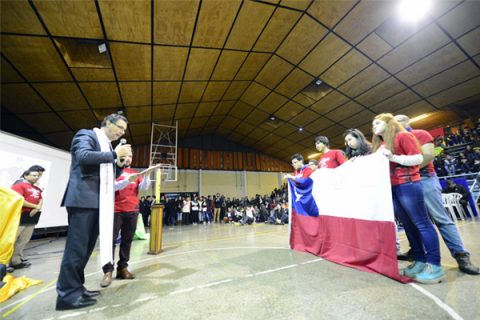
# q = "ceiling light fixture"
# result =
<box><xmin>269</xmin><ymin>115</ymin><xmax>276</xmax><ymax>121</ymax></box>
<box><xmin>98</xmin><ymin>43</ymin><xmax>107</xmax><ymax>54</ymax></box>
<box><xmin>410</xmin><ymin>113</ymin><xmax>430</xmax><ymax>123</ymax></box>
<box><xmin>398</xmin><ymin>0</ymin><xmax>432</xmax><ymax>22</ymax></box>
<box><xmin>298</xmin><ymin>127</ymin><xmax>304</xmax><ymax>132</ymax></box>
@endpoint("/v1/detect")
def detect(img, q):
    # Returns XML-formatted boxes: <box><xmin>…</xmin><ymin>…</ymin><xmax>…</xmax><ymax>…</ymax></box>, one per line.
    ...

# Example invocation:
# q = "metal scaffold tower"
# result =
<box><xmin>150</xmin><ymin>121</ymin><xmax>178</xmax><ymax>181</ymax></box>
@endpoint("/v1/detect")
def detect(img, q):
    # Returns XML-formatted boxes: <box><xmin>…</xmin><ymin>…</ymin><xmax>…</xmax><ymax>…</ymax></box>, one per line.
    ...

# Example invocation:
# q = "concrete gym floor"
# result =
<box><xmin>1</xmin><ymin>220</ymin><xmax>479</xmax><ymax>320</ymax></box>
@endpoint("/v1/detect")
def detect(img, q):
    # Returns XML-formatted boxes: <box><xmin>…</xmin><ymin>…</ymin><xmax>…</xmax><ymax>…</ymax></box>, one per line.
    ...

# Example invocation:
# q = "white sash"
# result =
<box><xmin>93</xmin><ymin>128</ymin><xmax>114</xmax><ymax>266</ymax></box>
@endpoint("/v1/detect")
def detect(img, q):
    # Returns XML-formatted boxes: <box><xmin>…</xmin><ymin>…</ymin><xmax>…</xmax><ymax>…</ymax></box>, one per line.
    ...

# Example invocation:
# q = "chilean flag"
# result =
<box><xmin>288</xmin><ymin>152</ymin><xmax>411</xmax><ymax>283</ymax></box>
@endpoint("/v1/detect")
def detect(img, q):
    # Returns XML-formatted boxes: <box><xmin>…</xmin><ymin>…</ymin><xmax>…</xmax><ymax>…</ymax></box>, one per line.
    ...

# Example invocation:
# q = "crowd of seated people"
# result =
<box><xmin>138</xmin><ymin>186</ymin><xmax>290</xmax><ymax>228</ymax></box>
<box><xmin>432</xmin><ymin>121</ymin><xmax>480</xmax><ymax>177</ymax></box>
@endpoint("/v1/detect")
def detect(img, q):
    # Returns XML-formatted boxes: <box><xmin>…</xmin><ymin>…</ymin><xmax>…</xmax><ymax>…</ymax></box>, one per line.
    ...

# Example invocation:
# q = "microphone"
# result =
<box><xmin>119</xmin><ymin>138</ymin><xmax>127</xmax><ymax>146</ymax></box>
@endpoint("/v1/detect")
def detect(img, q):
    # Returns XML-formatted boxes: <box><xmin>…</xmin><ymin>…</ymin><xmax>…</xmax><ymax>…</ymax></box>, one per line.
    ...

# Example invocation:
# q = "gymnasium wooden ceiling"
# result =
<box><xmin>1</xmin><ymin>0</ymin><xmax>480</xmax><ymax>161</ymax></box>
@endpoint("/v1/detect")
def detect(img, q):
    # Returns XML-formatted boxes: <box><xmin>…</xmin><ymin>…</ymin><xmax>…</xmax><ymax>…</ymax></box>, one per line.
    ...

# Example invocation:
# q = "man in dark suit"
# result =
<box><xmin>56</xmin><ymin>113</ymin><xmax>131</xmax><ymax>311</ymax></box>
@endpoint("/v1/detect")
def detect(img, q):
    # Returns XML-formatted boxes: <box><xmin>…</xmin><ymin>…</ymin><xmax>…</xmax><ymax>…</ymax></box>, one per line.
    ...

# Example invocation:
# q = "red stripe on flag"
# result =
<box><xmin>290</xmin><ymin>212</ymin><xmax>411</xmax><ymax>283</ymax></box>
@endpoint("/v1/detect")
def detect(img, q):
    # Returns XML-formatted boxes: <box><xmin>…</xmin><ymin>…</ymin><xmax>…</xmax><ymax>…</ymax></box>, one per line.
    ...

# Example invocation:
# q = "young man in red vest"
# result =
<box><xmin>100</xmin><ymin>151</ymin><xmax>158</xmax><ymax>287</ymax></box>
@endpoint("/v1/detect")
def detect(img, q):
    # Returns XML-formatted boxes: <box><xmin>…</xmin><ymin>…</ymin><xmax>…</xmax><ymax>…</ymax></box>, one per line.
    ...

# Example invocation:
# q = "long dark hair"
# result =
<box><xmin>343</xmin><ymin>128</ymin><xmax>371</xmax><ymax>159</ymax></box>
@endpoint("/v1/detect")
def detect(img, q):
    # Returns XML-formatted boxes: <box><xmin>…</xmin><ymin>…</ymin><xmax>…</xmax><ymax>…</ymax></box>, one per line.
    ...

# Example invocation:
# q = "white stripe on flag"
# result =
<box><xmin>310</xmin><ymin>152</ymin><xmax>394</xmax><ymax>222</ymax></box>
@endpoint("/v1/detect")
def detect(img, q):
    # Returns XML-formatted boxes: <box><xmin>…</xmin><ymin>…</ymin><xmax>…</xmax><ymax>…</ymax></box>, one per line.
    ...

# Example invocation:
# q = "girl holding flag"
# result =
<box><xmin>371</xmin><ymin>113</ymin><xmax>444</xmax><ymax>284</ymax></box>
<box><xmin>343</xmin><ymin>128</ymin><xmax>371</xmax><ymax>159</ymax></box>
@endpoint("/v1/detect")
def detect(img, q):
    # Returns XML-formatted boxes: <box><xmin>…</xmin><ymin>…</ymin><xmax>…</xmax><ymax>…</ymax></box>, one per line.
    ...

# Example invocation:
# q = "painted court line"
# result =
<box><xmin>39</xmin><ymin>257</ymin><xmax>325</xmax><ymax>319</ymax></box>
<box><xmin>409</xmin><ymin>283</ymin><xmax>464</xmax><ymax>320</ymax></box>
<box><xmin>88</xmin><ymin>306</ymin><xmax>108</xmax><ymax>313</ymax></box>
<box><xmin>253</xmin><ymin>264</ymin><xmax>298</xmax><ymax>276</ymax></box>
<box><xmin>300</xmin><ymin>258</ymin><xmax>324</xmax><ymax>265</ymax></box>
<box><xmin>0</xmin><ymin>246</ymin><xmax>290</xmax><ymax>314</ymax></box>
<box><xmin>132</xmin><ymin>296</ymin><xmax>158</xmax><ymax>304</ymax></box>
<box><xmin>196</xmin><ymin>278</ymin><xmax>233</xmax><ymax>289</ymax></box>
<box><xmin>58</xmin><ymin>311</ymin><xmax>87</xmax><ymax>319</ymax></box>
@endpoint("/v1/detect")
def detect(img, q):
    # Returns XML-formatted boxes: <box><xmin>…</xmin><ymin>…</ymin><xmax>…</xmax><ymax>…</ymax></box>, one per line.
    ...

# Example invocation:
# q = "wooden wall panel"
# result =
<box><xmin>215</xmin><ymin>151</ymin><xmax>222</xmax><ymax>169</ymax></box>
<box><xmin>177</xmin><ymin>147</ymin><xmax>183</xmax><ymax>169</ymax></box>
<box><xmin>131</xmin><ymin>146</ymin><xmax>288</xmax><ymax>171</ymax></box>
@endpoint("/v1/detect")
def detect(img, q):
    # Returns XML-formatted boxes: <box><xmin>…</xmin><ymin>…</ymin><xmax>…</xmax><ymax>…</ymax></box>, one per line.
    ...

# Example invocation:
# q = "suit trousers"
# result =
<box><xmin>56</xmin><ymin>207</ymin><xmax>99</xmax><ymax>303</ymax></box>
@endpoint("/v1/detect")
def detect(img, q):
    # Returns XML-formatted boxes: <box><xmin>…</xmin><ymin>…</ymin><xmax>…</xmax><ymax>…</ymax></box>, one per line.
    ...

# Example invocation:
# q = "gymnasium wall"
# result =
<box><xmin>139</xmin><ymin>169</ymin><xmax>284</xmax><ymax>199</ymax></box>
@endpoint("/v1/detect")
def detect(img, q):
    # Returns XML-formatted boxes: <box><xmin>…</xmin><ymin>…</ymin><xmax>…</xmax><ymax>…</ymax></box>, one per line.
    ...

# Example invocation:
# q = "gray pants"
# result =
<box><xmin>11</xmin><ymin>225</ymin><xmax>35</xmax><ymax>265</ymax></box>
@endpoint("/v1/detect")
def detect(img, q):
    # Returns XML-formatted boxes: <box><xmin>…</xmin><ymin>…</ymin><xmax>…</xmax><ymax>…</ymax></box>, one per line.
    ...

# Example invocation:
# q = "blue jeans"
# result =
<box><xmin>421</xmin><ymin>175</ymin><xmax>466</xmax><ymax>256</ymax></box>
<box><xmin>392</xmin><ymin>182</ymin><xmax>441</xmax><ymax>265</ymax></box>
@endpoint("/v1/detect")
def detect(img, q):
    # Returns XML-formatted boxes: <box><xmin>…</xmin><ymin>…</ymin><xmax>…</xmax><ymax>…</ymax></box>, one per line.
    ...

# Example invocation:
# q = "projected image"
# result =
<box><xmin>0</xmin><ymin>150</ymin><xmax>52</xmax><ymax>197</ymax></box>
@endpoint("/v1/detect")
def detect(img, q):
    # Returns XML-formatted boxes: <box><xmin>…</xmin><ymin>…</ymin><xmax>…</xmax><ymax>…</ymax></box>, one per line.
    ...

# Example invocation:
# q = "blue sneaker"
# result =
<box><xmin>415</xmin><ymin>263</ymin><xmax>445</xmax><ymax>284</ymax></box>
<box><xmin>403</xmin><ymin>261</ymin><xmax>426</xmax><ymax>278</ymax></box>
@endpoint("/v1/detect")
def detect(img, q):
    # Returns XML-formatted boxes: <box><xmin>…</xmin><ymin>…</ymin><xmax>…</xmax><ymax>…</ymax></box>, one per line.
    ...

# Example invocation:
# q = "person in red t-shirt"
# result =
<box><xmin>308</xmin><ymin>159</ymin><xmax>318</xmax><ymax>172</ymax></box>
<box><xmin>284</xmin><ymin>153</ymin><xmax>313</xmax><ymax>183</ymax></box>
<box><xmin>10</xmin><ymin>169</ymin><xmax>43</xmax><ymax>269</ymax></box>
<box><xmin>372</xmin><ymin>113</ymin><xmax>444</xmax><ymax>284</ymax></box>
<box><xmin>314</xmin><ymin>136</ymin><xmax>346</xmax><ymax>169</ymax></box>
<box><xmin>395</xmin><ymin>114</ymin><xmax>479</xmax><ymax>275</ymax></box>
<box><xmin>101</xmin><ymin>152</ymin><xmax>158</xmax><ymax>287</ymax></box>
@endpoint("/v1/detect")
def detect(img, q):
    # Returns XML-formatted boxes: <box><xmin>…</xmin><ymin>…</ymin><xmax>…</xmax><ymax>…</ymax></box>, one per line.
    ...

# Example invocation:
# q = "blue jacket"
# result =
<box><xmin>61</xmin><ymin>129</ymin><xmax>116</xmax><ymax>209</ymax></box>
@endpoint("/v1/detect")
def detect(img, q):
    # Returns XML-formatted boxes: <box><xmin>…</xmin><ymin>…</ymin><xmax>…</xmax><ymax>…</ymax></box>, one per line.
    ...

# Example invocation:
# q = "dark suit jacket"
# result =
<box><xmin>61</xmin><ymin>129</ymin><xmax>116</xmax><ymax>209</ymax></box>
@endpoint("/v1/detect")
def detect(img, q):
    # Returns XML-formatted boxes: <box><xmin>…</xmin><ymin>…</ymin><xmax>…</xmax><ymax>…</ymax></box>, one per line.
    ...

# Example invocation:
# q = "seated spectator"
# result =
<box><xmin>444</xmin><ymin>155</ymin><xmax>457</xmax><ymax>176</ymax></box>
<box><xmin>472</xmin><ymin>159</ymin><xmax>480</xmax><ymax>172</ymax></box>
<box><xmin>458</xmin><ymin>153</ymin><xmax>472</xmax><ymax>173</ymax></box>
<box><xmin>443</xmin><ymin>180</ymin><xmax>471</xmax><ymax>216</ymax></box>
<box><xmin>256</xmin><ymin>204</ymin><xmax>268</xmax><ymax>223</ymax></box>
<box><xmin>241</xmin><ymin>205</ymin><xmax>255</xmax><ymax>225</ymax></box>
<box><xmin>434</xmin><ymin>138</ymin><xmax>445</xmax><ymax>156</ymax></box>
<box><xmin>465</xmin><ymin>145</ymin><xmax>476</xmax><ymax>162</ymax></box>
<box><xmin>277</xmin><ymin>203</ymin><xmax>289</xmax><ymax>224</ymax></box>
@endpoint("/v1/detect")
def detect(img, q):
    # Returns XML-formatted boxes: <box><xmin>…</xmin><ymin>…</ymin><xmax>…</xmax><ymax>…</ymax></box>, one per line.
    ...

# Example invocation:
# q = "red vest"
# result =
<box><xmin>115</xmin><ymin>167</ymin><xmax>143</xmax><ymax>213</ymax></box>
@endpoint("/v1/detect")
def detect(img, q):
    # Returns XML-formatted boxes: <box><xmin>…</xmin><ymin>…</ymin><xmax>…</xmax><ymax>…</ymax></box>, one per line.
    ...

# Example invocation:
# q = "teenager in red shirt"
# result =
<box><xmin>101</xmin><ymin>152</ymin><xmax>157</xmax><ymax>287</ymax></box>
<box><xmin>372</xmin><ymin>113</ymin><xmax>444</xmax><ymax>284</ymax></box>
<box><xmin>314</xmin><ymin>136</ymin><xmax>346</xmax><ymax>169</ymax></box>
<box><xmin>284</xmin><ymin>153</ymin><xmax>313</xmax><ymax>182</ymax></box>
<box><xmin>10</xmin><ymin>169</ymin><xmax>43</xmax><ymax>269</ymax></box>
<box><xmin>395</xmin><ymin>114</ymin><xmax>479</xmax><ymax>275</ymax></box>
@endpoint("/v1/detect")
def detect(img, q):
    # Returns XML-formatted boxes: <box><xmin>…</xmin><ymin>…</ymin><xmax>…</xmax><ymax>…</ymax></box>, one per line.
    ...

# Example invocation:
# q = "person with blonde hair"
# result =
<box><xmin>372</xmin><ymin>113</ymin><xmax>444</xmax><ymax>284</ymax></box>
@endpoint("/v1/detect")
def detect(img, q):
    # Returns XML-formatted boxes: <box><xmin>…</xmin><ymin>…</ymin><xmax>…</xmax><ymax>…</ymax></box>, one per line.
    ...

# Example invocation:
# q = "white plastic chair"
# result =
<box><xmin>442</xmin><ymin>193</ymin><xmax>467</xmax><ymax>221</ymax></box>
<box><xmin>449</xmin><ymin>193</ymin><xmax>468</xmax><ymax>220</ymax></box>
<box><xmin>442</xmin><ymin>193</ymin><xmax>457</xmax><ymax>222</ymax></box>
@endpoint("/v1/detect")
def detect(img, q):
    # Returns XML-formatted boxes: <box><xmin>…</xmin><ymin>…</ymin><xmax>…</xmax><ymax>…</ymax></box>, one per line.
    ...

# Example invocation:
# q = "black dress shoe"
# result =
<box><xmin>82</xmin><ymin>290</ymin><xmax>101</xmax><ymax>298</ymax></box>
<box><xmin>56</xmin><ymin>296</ymin><xmax>97</xmax><ymax>311</ymax></box>
<box><xmin>11</xmin><ymin>262</ymin><xmax>31</xmax><ymax>269</ymax></box>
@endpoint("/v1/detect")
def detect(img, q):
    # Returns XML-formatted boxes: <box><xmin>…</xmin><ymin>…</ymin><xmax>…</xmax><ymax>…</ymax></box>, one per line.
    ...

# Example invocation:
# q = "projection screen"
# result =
<box><xmin>0</xmin><ymin>131</ymin><xmax>70</xmax><ymax>228</ymax></box>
